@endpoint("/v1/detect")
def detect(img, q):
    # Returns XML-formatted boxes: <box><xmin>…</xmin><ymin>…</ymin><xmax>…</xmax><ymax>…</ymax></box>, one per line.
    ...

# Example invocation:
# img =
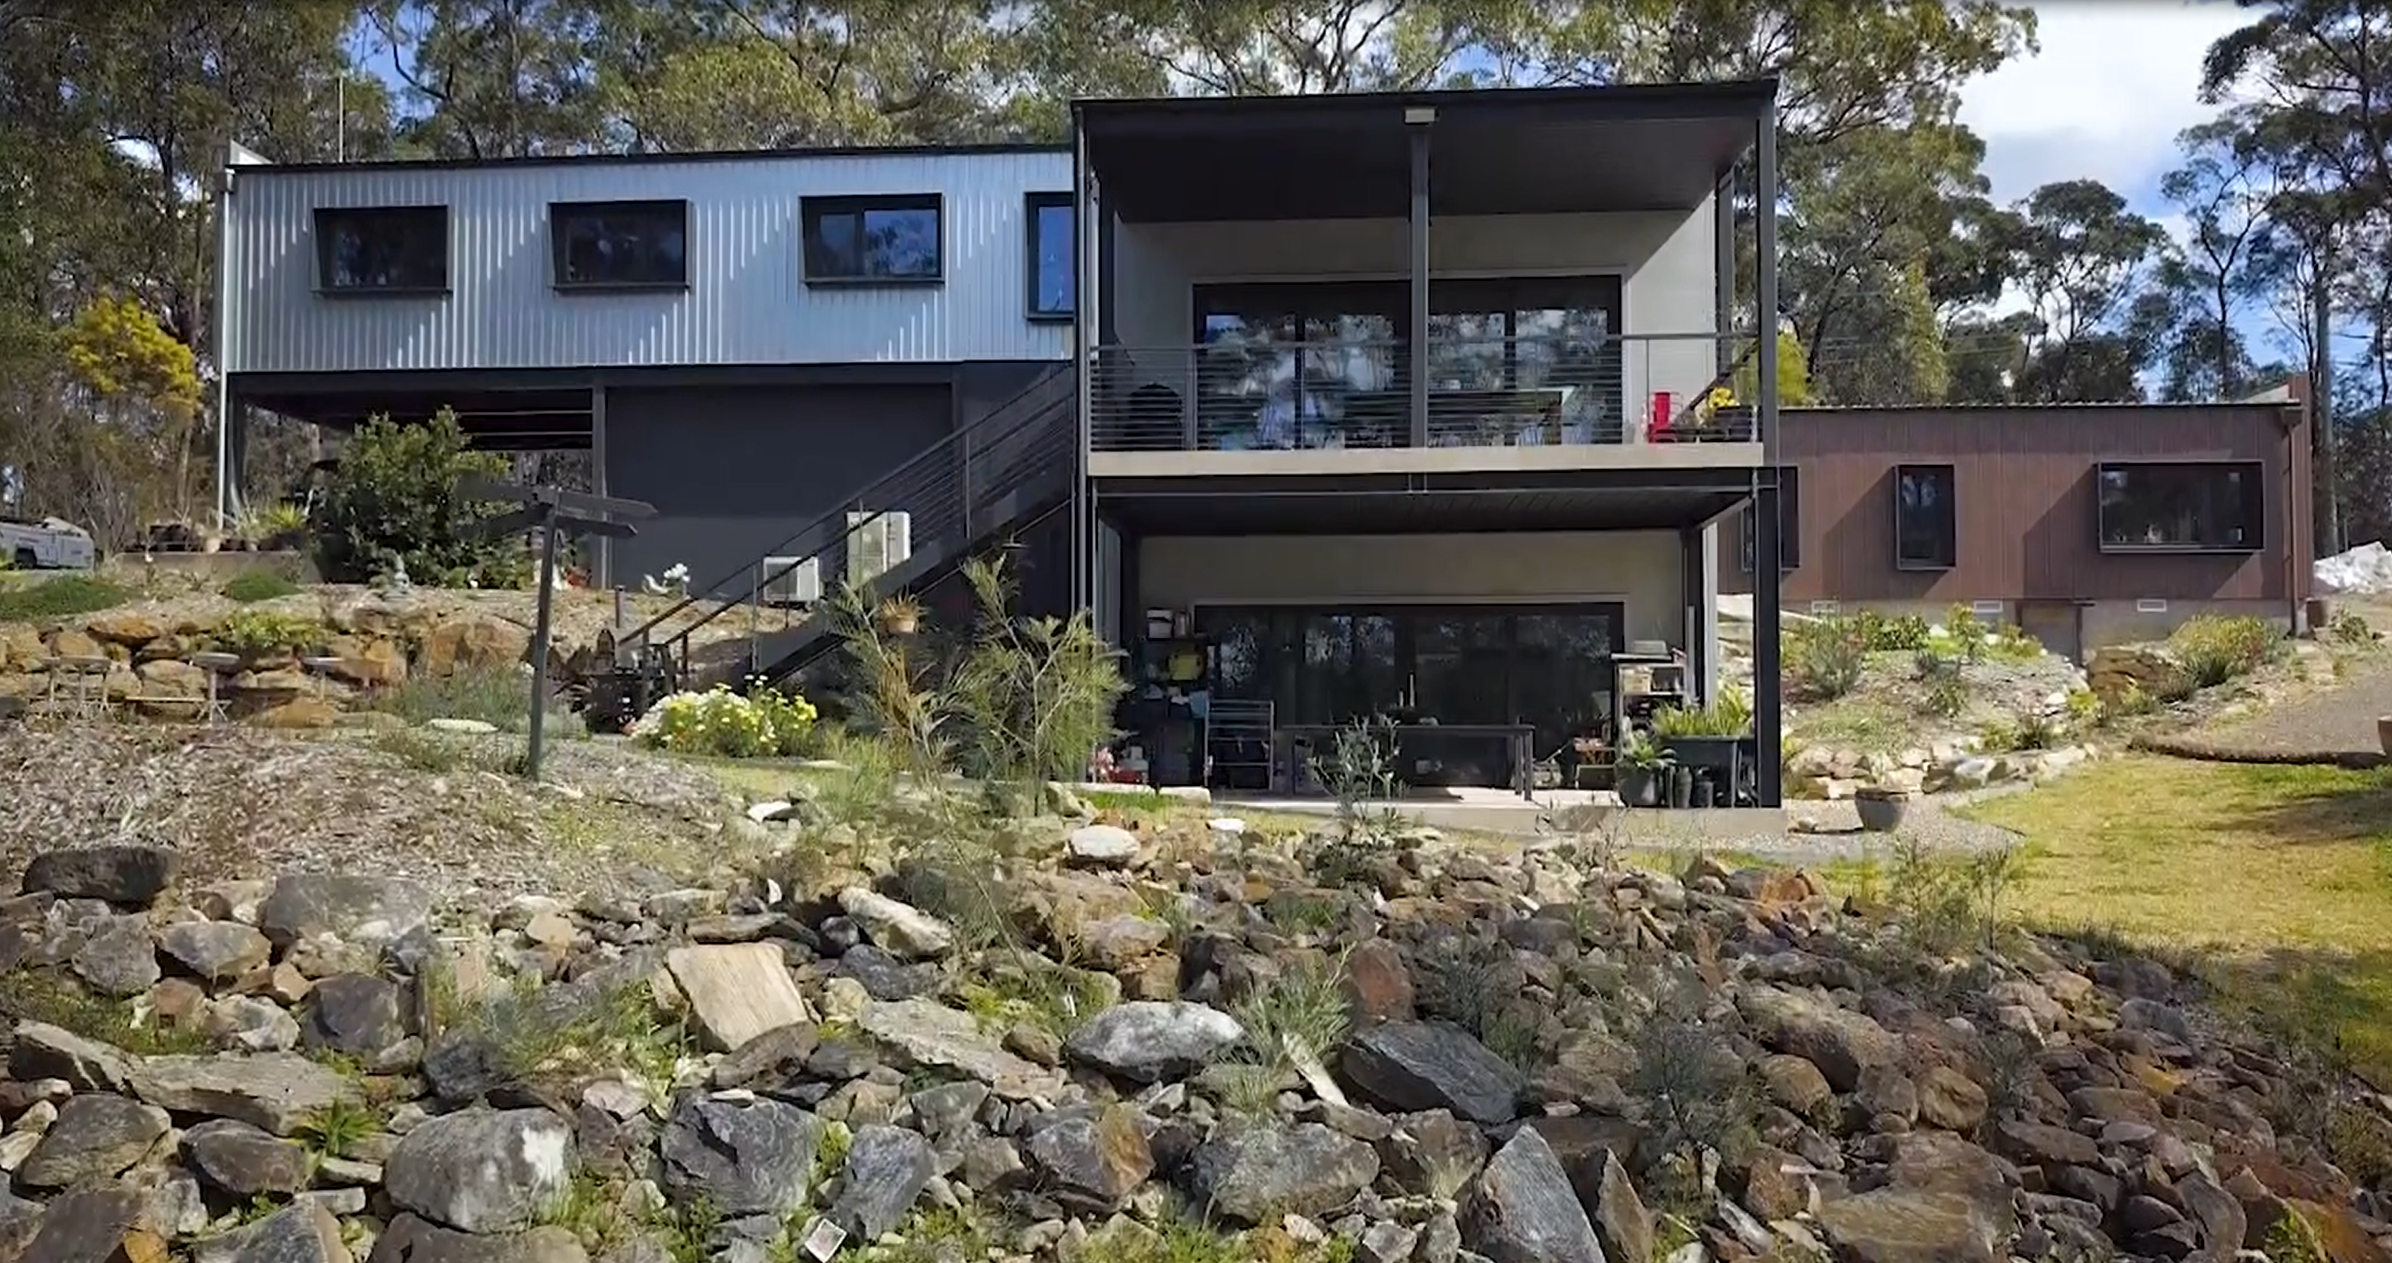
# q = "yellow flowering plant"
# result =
<box><xmin>629</xmin><ymin>683</ymin><xmax>819</xmax><ymax>758</ymax></box>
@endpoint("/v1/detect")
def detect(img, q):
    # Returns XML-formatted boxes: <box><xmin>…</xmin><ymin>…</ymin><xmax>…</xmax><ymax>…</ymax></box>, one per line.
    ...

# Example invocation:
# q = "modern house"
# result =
<box><xmin>1717</xmin><ymin>392</ymin><xmax>2314</xmax><ymax>660</ymax></box>
<box><xmin>212</xmin><ymin>79</ymin><xmax>1796</xmax><ymax>806</ymax></box>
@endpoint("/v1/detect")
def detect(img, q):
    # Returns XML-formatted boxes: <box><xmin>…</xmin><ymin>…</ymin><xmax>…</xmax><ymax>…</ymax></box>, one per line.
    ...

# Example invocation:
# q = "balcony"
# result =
<box><xmin>1086</xmin><ymin>331</ymin><xmax>1765</xmax><ymax>477</ymax></box>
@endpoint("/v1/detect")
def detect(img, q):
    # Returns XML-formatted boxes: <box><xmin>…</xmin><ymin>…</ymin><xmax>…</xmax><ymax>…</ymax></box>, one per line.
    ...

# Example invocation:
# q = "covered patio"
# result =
<box><xmin>1090</xmin><ymin>464</ymin><xmax>1787</xmax><ymax>806</ymax></box>
<box><xmin>1068</xmin><ymin>79</ymin><xmax>1783</xmax><ymax>459</ymax></box>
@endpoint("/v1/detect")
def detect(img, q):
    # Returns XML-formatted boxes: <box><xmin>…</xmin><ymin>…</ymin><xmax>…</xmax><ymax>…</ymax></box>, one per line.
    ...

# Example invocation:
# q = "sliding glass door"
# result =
<box><xmin>1188</xmin><ymin>276</ymin><xmax>1626</xmax><ymax>450</ymax></box>
<box><xmin>1194</xmin><ymin>602</ymin><xmax>1624</xmax><ymax>765</ymax></box>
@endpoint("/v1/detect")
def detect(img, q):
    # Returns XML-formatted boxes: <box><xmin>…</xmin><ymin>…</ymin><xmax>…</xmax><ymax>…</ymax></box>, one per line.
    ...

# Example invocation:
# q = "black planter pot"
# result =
<box><xmin>1617</xmin><ymin>766</ymin><xmax>1662</xmax><ymax>807</ymax></box>
<box><xmin>1668</xmin><ymin>767</ymin><xmax>1694</xmax><ymax>809</ymax></box>
<box><xmin>1663</xmin><ymin>735</ymin><xmax>1753</xmax><ymax>806</ymax></box>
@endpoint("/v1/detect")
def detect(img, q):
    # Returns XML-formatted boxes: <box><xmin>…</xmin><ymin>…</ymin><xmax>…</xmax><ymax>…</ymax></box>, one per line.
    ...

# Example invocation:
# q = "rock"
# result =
<box><xmin>1184</xmin><ymin>1122</ymin><xmax>1381</xmax><ymax>1224</ymax></box>
<box><xmin>1064</xmin><ymin>1002</ymin><xmax>1243</xmax><ymax>1084</ymax></box>
<box><xmin>258</xmin><ymin>875</ymin><xmax>434</xmax><ymax>948</ymax></box>
<box><xmin>1066</xmin><ymin>824</ymin><xmax>1140</xmax><ymax>867</ymax></box>
<box><xmin>1916</xmin><ymin>1064</ymin><xmax>1989</xmax><ymax>1133</ymax></box>
<box><xmin>22</xmin><ymin>846</ymin><xmax>180</xmax><ymax>904</ymax></box>
<box><xmin>1814</xmin><ymin>1188</ymin><xmax>2009</xmax><ymax>1263</ymax></box>
<box><xmin>417</xmin><ymin>616</ymin><xmax>531</xmax><ymax>679</ymax></box>
<box><xmin>72</xmin><ymin>915</ymin><xmax>161</xmax><ymax>997</ymax></box>
<box><xmin>384</xmin><ymin>1108</ymin><xmax>575</xmax><ymax>1234</ymax></box>
<box><xmin>17</xmin><ymin>1093</ymin><xmax>170</xmax><ymax>1188</ymax></box>
<box><xmin>658</xmin><ymin>1094</ymin><xmax>821</xmax><ymax>1216</ymax></box>
<box><xmin>302</xmin><ymin>974</ymin><xmax>407</xmax><ymax>1056</ymax></box>
<box><xmin>11</xmin><ymin>1020</ymin><xmax>134</xmax><ymax>1092</ymax></box>
<box><xmin>837</xmin><ymin>888</ymin><xmax>956</xmax><ymax>960</ymax></box>
<box><xmin>15</xmin><ymin>1186</ymin><xmax>144</xmax><ymax>1263</ymax></box>
<box><xmin>1736</xmin><ymin>985</ymin><xmax>1900</xmax><ymax>1092</ymax></box>
<box><xmin>1024</xmin><ymin>1106</ymin><xmax>1153</xmax><ymax>1212</ymax></box>
<box><xmin>182</xmin><ymin>1119</ymin><xmax>314</xmax><ymax>1197</ymax></box>
<box><xmin>1758</xmin><ymin>1053</ymin><xmax>1834</xmax><ymax>1118</ymax></box>
<box><xmin>368</xmin><ymin>1214</ymin><xmax>592</xmax><ymax>1263</ymax></box>
<box><xmin>828</xmin><ymin>1124</ymin><xmax>936</xmax><ymax>1240</ymax></box>
<box><xmin>1342</xmin><ymin>1022</ymin><xmax>1525</xmax><ymax>1125</ymax></box>
<box><xmin>664</xmin><ymin>943</ymin><xmax>811</xmax><ymax>1052</ymax></box>
<box><xmin>202</xmin><ymin>1200</ymin><xmax>352</xmax><ymax>1263</ymax></box>
<box><xmin>1342</xmin><ymin>939</ymin><xmax>1415</xmax><ymax>1025</ymax></box>
<box><xmin>130</xmin><ymin>1052</ymin><xmax>358</xmax><ymax>1135</ymax></box>
<box><xmin>1464</xmin><ymin>1128</ymin><xmax>1607</xmax><ymax>1263</ymax></box>
<box><xmin>856</xmin><ymin>998</ymin><xmax>1062</xmax><ymax>1099</ymax></box>
<box><xmin>158</xmin><ymin>921</ymin><xmax>273</xmax><ymax>982</ymax></box>
<box><xmin>1588</xmin><ymin>1149</ymin><xmax>1652</xmax><ymax>1263</ymax></box>
<box><xmin>711</xmin><ymin>1024</ymin><xmax>821</xmax><ymax>1091</ymax></box>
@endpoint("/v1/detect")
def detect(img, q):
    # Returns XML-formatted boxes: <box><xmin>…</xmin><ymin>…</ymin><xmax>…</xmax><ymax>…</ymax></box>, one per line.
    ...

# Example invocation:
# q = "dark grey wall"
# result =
<box><xmin>606</xmin><ymin>381</ymin><xmax>951</xmax><ymax>595</ymax></box>
<box><xmin>602</xmin><ymin>361</ymin><xmax>1070</xmax><ymax>599</ymax></box>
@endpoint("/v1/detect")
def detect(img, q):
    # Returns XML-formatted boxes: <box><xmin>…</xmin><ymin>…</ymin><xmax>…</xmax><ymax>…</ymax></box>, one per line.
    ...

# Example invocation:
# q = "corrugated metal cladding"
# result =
<box><xmin>222</xmin><ymin>149</ymin><xmax>1074</xmax><ymax>375</ymax></box>
<box><xmin>1717</xmin><ymin>404</ymin><xmax>2309</xmax><ymax>603</ymax></box>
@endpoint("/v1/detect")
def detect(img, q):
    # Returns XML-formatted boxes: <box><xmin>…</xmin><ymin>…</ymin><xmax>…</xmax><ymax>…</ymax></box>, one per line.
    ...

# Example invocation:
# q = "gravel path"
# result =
<box><xmin>2183</xmin><ymin>660</ymin><xmax>2392</xmax><ymax>757</ymax></box>
<box><xmin>1599</xmin><ymin>787</ymin><xmax>2027</xmax><ymax>869</ymax></box>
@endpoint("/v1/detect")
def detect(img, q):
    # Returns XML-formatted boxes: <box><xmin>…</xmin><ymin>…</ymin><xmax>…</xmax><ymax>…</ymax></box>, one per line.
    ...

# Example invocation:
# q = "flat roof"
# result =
<box><xmin>1077</xmin><ymin>80</ymin><xmax>1777</xmax><ymax>222</ymax></box>
<box><xmin>229</xmin><ymin>140</ymin><xmax>1067</xmax><ymax>177</ymax></box>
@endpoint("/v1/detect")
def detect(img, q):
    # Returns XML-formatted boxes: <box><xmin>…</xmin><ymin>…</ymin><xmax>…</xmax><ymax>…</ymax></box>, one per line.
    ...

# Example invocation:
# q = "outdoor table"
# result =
<box><xmin>187</xmin><ymin>652</ymin><xmax>242</xmax><ymax>724</ymax></box>
<box><xmin>43</xmin><ymin>656</ymin><xmax>112</xmax><ymax>720</ymax></box>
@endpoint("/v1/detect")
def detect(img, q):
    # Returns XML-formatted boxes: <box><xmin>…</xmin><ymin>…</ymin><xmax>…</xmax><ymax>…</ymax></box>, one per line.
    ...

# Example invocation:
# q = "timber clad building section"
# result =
<box><xmin>1719</xmin><ymin>401</ymin><xmax>2313</xmax><ymax>659</ymax></box>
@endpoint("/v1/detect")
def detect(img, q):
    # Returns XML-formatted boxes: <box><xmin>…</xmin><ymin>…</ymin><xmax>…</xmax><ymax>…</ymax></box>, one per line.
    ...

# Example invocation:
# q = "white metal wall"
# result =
<box><xmin>222</xmin><ymin>148</ymin><xmax>1076</xmax><ymax>374</ymax></box>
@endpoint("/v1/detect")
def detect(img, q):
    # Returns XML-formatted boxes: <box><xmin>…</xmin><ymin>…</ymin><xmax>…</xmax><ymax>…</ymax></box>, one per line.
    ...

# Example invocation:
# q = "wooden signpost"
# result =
<box><xmin>460</xmin><ymin>475</ymin><xmax>657</xmax><ymax>779</ymax></box>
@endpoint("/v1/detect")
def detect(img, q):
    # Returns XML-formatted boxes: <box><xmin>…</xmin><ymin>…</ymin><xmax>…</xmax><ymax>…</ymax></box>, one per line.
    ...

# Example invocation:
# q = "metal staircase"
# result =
<box><xmin>617</xmin><ymin>367</ymin><xmax>1079</xmax><ymax>694</ymax></box>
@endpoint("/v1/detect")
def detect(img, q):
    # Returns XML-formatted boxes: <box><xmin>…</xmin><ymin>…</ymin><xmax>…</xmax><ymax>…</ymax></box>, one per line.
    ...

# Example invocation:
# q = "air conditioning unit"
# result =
<box><xmin>759</xmin><ymin>556</ymin><xmax>820</xmax><ymax>607</ymax></box>
<box><xmin>846</xmin><ymin>510</ymin><xmax>913</xmax><ymax>585</ymax></box>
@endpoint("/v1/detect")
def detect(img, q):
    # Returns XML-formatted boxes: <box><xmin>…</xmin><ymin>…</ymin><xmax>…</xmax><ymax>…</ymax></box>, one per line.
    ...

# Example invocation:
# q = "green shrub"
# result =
<box><xmin>1853</xmin><ymin>610</ymin><xmax>1932</xmax><ymax>652</ymax></box>
<box><xmin>371</xmin><ymin>665</ymin><xmax>579</xmax><ymax>736</ymax></box>
<box><xmin>2168</xmin><ymin>614</ymin><xmax>2281</xmax><ymax>689</ymax></box>
<box><xmin>220</xmin><ymin>571</ymin><xmax>301</xmax><ymax>603</ymax></box>
<box><xmin>312</xmin><ymin>409</ymin><xmax>530</xmax><ymax>588</ymax></box>
<box><xmin>208</xmin><ymin>609</ymin><xmax>325</xmax><ymax>656</ymax></box>
<box><xmin>1785</xmin><ymin>618</ymin><xmax>1868</xmax><ymax>701</ymax></box>
<box><xmin>0</xmin><ymin>575</ymin><xmax>128</xmax><ymax>622</ymax></box>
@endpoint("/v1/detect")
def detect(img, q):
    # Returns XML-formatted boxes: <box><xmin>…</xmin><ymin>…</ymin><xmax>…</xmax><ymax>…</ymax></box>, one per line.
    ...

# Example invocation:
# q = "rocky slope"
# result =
<box><xmin>0</xmin><ymin>806</ymin><xmax>2383</xmax><ymax>1263</ymax></box>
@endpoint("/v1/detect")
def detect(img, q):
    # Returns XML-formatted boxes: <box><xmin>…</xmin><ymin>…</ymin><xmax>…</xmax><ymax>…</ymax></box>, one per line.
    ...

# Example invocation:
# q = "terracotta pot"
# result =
<box><xmin>880</xmin><ymin>611</ymin><xmax>919</xmax><ymax>636</ymax></box>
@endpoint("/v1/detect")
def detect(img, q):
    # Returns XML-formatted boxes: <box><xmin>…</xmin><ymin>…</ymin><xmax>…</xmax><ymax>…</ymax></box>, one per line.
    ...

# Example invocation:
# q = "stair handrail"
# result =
<box><xmin>617</xmin><ymin>366</ymin><xmax>1077</xmax><ymax>679</ymax></box>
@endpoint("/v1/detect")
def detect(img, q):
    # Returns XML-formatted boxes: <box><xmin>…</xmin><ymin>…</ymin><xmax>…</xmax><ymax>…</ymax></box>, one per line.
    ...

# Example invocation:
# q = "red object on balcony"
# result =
<box><xmin>1649</xmin><ymin>391</ymin><xmax>1675</xmax><ymax>442</ymax></box>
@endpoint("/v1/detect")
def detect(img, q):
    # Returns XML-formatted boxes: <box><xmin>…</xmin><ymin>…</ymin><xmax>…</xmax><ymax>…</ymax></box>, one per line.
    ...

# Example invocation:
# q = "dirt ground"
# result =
<box><xmin>0</xmin><ymin>722</ymin><xmax>784</xmax><ymax>907</ymax></box>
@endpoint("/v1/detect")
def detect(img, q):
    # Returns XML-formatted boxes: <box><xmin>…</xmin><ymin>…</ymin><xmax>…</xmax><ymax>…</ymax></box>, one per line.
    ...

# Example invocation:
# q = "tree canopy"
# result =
<box><xmin>0</xmin><ymin>0</ymin><xmax>2382</xmax><ymax>543</ymax></box>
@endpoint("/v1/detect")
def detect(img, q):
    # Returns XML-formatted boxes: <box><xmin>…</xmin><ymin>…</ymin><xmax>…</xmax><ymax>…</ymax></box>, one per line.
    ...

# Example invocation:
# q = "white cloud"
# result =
<box><xmin>1957</xmin><ymin>2</ymin><xmax>2254</xmax><ymax>204</ymax></box>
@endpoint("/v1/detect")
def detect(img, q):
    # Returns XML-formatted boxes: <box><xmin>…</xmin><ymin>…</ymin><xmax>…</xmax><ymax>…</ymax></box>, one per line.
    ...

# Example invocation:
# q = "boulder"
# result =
<box><xmin>384</xmin><ymin>1108</ymin><xmax>575</xmax><ymax>1234</ymax></box>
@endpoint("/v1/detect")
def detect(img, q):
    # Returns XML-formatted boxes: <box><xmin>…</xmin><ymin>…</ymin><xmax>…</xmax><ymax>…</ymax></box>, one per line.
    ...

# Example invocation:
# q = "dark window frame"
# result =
<box><xmin>1191</xmin><ymin>600</ymin><xmax>1628</xmax><ymax>763</ymax></box>
<box><xmin>1893</xmin><ymin>463</ymin><xmax>1958</xmax><ymax>571</ymax></box>
<box><xmin>548</xmin><ymin>198</ymin><xmax>690</xmax><ymax>290</ymax></box>
<box><xmin>800</xmin><ymin>193</ymin><xmax>944</xmax><ymax>286</ymax></box>
<box><xmin>1024</xmin><ymin>191</ymin><xmax>1074</xmax><ymax>321</ymax></box>
<box><xmin>1740</xmin><ymin>466</ymin><xmax>1801</xmax><ymax>573</ymax></box>
<box><xmin>2095</xmin><ymin>459</ymin><xmax>2266</xmax><ymax>554</ymax></box>
<box><xmin>312</xmin><ymin>205</ymin><xmax>450</xmax><ymax>295</ymax></box>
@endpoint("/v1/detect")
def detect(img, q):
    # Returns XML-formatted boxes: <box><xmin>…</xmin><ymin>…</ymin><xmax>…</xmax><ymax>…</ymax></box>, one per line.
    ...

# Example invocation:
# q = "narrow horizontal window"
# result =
<box><xmin>2096</xmin><ymin>461</ymin><xmax>2263</xmax><ymax>552</ymax></box>
<box><xmin>314</xmin><ymin>206</ymin><xmax>448</xmax><ymax>293</ymax></box>
<box><xmin>801</xmin><ymin>194</ymin><xmax>943</xmax><ymax>284</ymax></box>
<box><xmin>551</xmin><ymin>199</ymin><xmax>688</xmax><ymax>288</ymax></box>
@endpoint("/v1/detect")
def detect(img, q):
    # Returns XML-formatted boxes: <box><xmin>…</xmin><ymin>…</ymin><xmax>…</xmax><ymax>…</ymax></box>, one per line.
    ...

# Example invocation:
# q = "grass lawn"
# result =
<box><xmin>1956</xmin><ymin>753</ymin><xmax>2392</xmax><ymax>1084</ymax></box>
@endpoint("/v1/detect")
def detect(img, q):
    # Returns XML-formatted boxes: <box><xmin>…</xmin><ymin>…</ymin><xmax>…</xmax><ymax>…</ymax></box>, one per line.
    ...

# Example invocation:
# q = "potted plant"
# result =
<box><xmin>1652</xmin><ymin>694</ymin><xmax>1754</xmax><ymax>786</ymax></box>
<box><xmin>1615</xmin><ymin>732</ymin><xmax>1672</xmax><ymax>808</ymax></box>
<box><xmin>1853</xmin><ymin>784</ymin><xmax>1912</xmax><ymax>832</ymax></box>
<box><xmin>877</xmin><ymin>594</ymin><xmax>922</xmax><ymax>636</ymax></box>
